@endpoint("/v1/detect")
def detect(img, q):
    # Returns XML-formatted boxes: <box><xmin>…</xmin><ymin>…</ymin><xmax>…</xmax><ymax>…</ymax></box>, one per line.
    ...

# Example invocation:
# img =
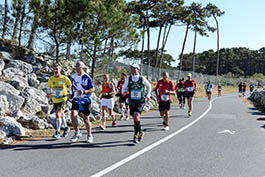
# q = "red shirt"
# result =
<box><xmin>117</xmin><ymin>80</ymin><xmax>129</xmax><ymax>97</ymax></box>
<box><xmin>155</xmin><ymin>79</ymin><xmax>175</xmax><ymax>102</ymax></box>
<box><xmin>102</xmin><ymin>82</ymin><xmax>113</xmax><ymax>94</ymax></box>
<box><xmin>184</xmin><ymin>80</ymin><xmax>196</xmax><ymax>92</ymax></box>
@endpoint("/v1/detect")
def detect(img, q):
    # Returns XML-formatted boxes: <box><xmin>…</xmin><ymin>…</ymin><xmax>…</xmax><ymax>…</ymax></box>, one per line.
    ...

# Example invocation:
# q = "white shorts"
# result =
<box><xmin>101</xmin><ymin>98</ymin><xmax>114</xmax><ymax>109</ymax></box>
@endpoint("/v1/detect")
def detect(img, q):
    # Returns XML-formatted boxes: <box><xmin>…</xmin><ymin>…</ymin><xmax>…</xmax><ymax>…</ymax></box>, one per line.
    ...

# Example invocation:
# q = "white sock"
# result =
<box><xmin>126</xmin><ymin>109</ymin><xmax>129</xmax><ymax>116</ymax></box>
<box><xmin>121</xmin><ymin>109</ymin><xmax>124</xmax><ymax>116</ymax></box>
<box><xmin>61</xmin><ymin>117</ymin><xmax>67</xmax><ymax>128</ymax></box>
<box><xmin>56</xmin><ymin>118</ymin><xmax>62</xmax><ymax>132</ymax></box>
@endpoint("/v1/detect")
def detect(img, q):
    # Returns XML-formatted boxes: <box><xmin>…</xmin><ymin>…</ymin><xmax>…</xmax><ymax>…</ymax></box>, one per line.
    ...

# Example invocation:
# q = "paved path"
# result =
<box><xmin>1</xmin><ymin>93</ymin><xmax>265</xmax><ymax>177</ymax></box>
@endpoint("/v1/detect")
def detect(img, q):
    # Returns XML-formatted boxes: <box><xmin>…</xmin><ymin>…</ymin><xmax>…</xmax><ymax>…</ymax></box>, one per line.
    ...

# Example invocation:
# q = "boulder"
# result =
<box><xmin>27</xmin><ymin>73</ymin><xmax>40</xmax><ymax>87</ymax></box>
<box><xmin>6</xmin><ymin>60</ymin><xmax>33</xmax><ymax>75</ymax></box>
<box><xmin>6</xmin><ymin>75</ymin><xmax>28</xmax><ymax>90</ymax></box>
<box><xmin>0</xmin><ymin>51</ymin><xmax>13</xmax><ymax>62</ymax></box>
<box><xmin>18</xmin><ymin>114</ymin><xmax>49</xmax><ymax>130</ymax></box>
<box><xmin>2</xmin><ymin>67</ymin><xmax>24</xmax><ymax>78</ymax></box>
<box><xmin>0</xmin><ymin>59</ymin><xmax>4</xmax><ymax>75</ymax></box>
<box><xmin>0</xmin><ymin>82</ymin><xmax>25</xmax><ymax>116</ymax></box>
<box><xmin>0</xmin><ymin>116</ymin><xmax>26</xmax><ymax>137</ymax></box>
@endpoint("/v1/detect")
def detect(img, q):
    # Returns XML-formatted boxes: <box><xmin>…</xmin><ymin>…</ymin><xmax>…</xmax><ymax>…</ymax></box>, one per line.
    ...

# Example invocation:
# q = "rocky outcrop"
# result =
<box><xmin>249</xmin><ymin>89</ymin><xmax>265</xmax><ymax>107</ymax></box>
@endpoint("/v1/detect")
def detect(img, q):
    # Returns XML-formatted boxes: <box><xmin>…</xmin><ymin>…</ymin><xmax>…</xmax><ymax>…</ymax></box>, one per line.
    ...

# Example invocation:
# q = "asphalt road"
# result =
<box><xmin>1</xmin><ymin>93</ymin><xmax>265</xmax><ymax>177</ymax></box>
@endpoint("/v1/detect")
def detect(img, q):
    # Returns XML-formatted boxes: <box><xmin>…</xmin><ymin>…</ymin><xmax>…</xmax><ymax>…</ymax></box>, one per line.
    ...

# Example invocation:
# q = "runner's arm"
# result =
<box><xmin>121</xmin><ymin>77</ymin><xmax>129</xmax><ymax>96</ymax></box>
<box><xmin>142</xmin><ymin>76</ymin><xmax>151</xmax><ymax>99</ymax></box>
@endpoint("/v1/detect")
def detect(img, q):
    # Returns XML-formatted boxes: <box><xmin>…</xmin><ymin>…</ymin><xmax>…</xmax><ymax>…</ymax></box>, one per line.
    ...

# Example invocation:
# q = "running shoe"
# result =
<box><xmin>188</xmin><ymin>111</ymin><xmax>192</xmax><ymax>117</ymax></box>
<box><xmin>70</xmin><ymin>131</ymin><xmax>82</xmax><ymax>142</ymax></box>
<box><xmin>138</xmin><ymin>132</ymin><xmax>144</xmax><ymax>142</ymax></box>
<box><xmin>162</xmin><ymin>126</ymin><xmax>169</xmax><ymax>131</ymax></box>
<box><xmin>100</xmin><ymin>125</ymin><xmax>106</xmax><ymax>130</ymax></box>
<box><xmin>133</xmin><ymin>135</ymin><xmax>139</xmax><ymax>144</ymax></box>
<box><xmin>53</xmin><ymin>131</ymin><xmax>61</xmax><ymax>139</ymax></box>
<box><xmin>125</xmin><ymin>115</ymin><xmax>130</xmax><ymax>121</ymax></box>
<box><xmin>87</xmin><ymin>135</ymin><xmax>93</xmax><ymax>143</ymax></box>
<box><xmin>120</xmin><ymin>115</ymin><xmax>124</xmax><ymax>121</ymax></box>
<box><xmin>62</xmin><ymin>127</ymin><xmax>70</xmax><ymax>137</ymax></box>
<box><xmin>112</xmin><ymin>120</ymin><xmax>117</xmax><ymax>126</ymax></box>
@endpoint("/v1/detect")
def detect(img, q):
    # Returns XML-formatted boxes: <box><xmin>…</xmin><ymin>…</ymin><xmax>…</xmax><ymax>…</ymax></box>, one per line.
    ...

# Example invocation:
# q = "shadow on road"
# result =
<box><xmin>0</xmin><ymin>139</ymin><xmax>135</xmax><ymax>151</ymax></box>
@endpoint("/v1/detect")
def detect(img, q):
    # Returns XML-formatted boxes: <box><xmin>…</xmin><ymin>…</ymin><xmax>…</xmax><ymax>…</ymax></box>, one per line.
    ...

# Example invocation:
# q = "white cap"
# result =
<box><xmin>131</xmin><ymin>64</ymin><xmax>140</xmax><ymax>70</ymax></box>
<box><xmin>76</xmin><ymin>61</ymin><xmax>87</xmax><ymax>68</ymax></box>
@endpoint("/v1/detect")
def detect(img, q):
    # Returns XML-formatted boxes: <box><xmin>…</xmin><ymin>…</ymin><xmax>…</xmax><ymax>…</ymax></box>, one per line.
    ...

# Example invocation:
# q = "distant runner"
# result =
<box><xmin>117</xmin><ymin>73</ymin><xmax>130</xmax><ymax>121</ymax></box>
<box><xmin>184</xmin><ymin>73</ymin><xmax>196</xmax><ymax>117</ymax></box>
<box><xmin>98</xmin><ymin>74</ymin><xmax>116</xmax><ymax>129</ymax></box>
<box><xmin>155</xmin><ymin>72</ymin><xmax>175</xmax><ymax>131</ymax></box>
<box><xmin>122</xmin><ymin>64</ymin><xmax>151</xmax><ymax>144</ymax></box>
<box><xmin>242</xmin><ymin>82</ymin><xmax>246</xmax><ymax>96</ymax></box>
<box><xmin>249</xmin><ymin>83</ymin><xmax>254</xmax><ymax>94</ymax></box>
<box><xmin>175</xmin><ymin>78</ymin><xmax>186</xmax><ymax>109</ymax></box>
<box><xmin>47</xmin><ymin>63</ymin><xmax>71</xmax><ymax>139</ymax></box>
<box><xmin>238</xmin><ymin>82</ymin><xmax>243</xmax><ymax>96</ymax></box>
<box><xmin>218</xmin><ymin>84</ymin><xmax>222</xmax><ymax>96</ymax></box>
<box><xmin>206</xmin><ymin>81</ymin><xmax>213</xmax><ymax>101</ymax></box>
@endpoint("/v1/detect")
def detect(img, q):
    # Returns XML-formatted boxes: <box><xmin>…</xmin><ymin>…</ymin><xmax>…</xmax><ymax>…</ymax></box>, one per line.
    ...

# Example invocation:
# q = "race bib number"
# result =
<box><xmin>131</xmin><ymin>89</ymin><xmax>141</xmax><ymax>100</ymax></box>
<box><xmin>178</xmin><ymin>88</ymin><xmax>185</xmax><ymax>92</ymax></box>
<box><xmin>207</xmin><ymin>88</ymin><xmax>212</xmax><ymax>92</ymax></box>
<box><xmin>186</xmin><ymin>87</ymin><xmax>194</xmax><ymax>92</ymax></box>
<box><xmin>53</xmin><ymin>89</ymin><xmax>63</xmax><ymax>98</ymax></box>
<box><xmin>161</xmin><ymin>94</ymin><xmax>170</xmax><ymax>101</ymax></box>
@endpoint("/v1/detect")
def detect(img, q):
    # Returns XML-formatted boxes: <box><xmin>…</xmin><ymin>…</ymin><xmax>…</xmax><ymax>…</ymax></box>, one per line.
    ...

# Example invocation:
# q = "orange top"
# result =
<box><xmin>102</xmin><ymin>82</ymin><xmax>113</xmax><ymax>94</ymax></box>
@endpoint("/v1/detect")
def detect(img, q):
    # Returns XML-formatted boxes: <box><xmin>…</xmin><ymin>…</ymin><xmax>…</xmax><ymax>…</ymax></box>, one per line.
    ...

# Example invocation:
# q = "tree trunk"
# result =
<box><xmin>146</xmin><ymin>10</ymin><xmax>150</xmax><ymax>80</ymax></box>
<box><xmin>91</xmin><ymin>39</ymin><xmax>97</xmax><ymax>79</ymax></box>
<box><xmin>177</xmin><ymin>24</ymin><xmax>189</xmax><ymax>81</ymax></box>
<box><xmin>12</xmin><ymin>0</ymin><xmax>22</xmax><ymax>40</ymax></box>
<box><xmin>2</xmin><ymin>0</ymin><xmax>8</xmax><ymax>39</ymax></box>
<box><xmin>140</xmin><ymin>29</ymin><xmax>145</xmax><ymax>75</ymax></box>
<box><xmin>18</xmin><ymin>4</ymin><xmax>26</xmax><ymax>46</ymax></box>
<box><xmin>66</xmin><ymin>42</ymin><xmax>71</xmax><ymax>59</ymax></box>
<box><xmin>214</xmin><ymin>16</ymin><xmax>220</xmax><ymax>85</ymax></box>
<box><xmin>159</xmin><ymin>24</ymin><xmax>171</xmax><ymax>77</ymax></box>
<box><xmin>27</xmin><ymin>13</ymin><xmax>38</xmax><ymax>49</ymax></box>
<box><xmin>155</xmin><ymin>25</ymin><xmax>162</xmax><ymax>68</ymax></box>
<box><xmin>53</xmin><ymin>2</ymin><xmax>59</xmax><ymax>63</ymax></box>
<box><xmin>192</xmin><ymin>30</ymin><xmax>197</xmax><ymax>74</ymax></box>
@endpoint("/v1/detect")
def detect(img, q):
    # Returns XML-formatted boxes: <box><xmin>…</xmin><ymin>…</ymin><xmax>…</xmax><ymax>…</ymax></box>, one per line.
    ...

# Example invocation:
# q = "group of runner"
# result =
<box><xmin>47</xmin><ymin>62</ymin><xmax>198</xmax><ymax>144</ymax></box>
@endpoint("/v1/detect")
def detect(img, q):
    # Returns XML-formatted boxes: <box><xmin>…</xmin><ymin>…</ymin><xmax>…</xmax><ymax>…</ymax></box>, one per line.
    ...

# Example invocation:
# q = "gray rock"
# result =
<box><xmin>2</xmin><ymin>67</ymin><xmax>24</xmax><ymax>78</ymax></box>
<box><xmin>0</xmin><ymin>82</ymin><xmax>25</xmax><ymax>116</ymax></box>
<box><xmin>0</xmin><ymin>116</ymin><xmax>26</xmax><ymax>137</ymax></box>
<box><xmin>0</xmin><ymin>59</ymin><xmax>4</xmax><ymax>75</ymax></box>
<box><xmin>6</xmin><ymin>60</ymin><xmax>33</xmax><ymax>75</ymax></box>
<box><xmin>0</xmin><ymin>130</ymin><xmax>6</xmax><ymax>141</ymax></box>
<box><xmin>6</xmin><ymin>75</ymin><xmax>28</xmax><ymax>90</ymax></box>
<box><xmin>27</xmin><ymin>73</ymin><xmax>40</xmax><ymax>87</ymax></box>
<box><xmin>18</xmin><ymin>114</ymin><xmax>48</xmax><ymax>130</ymax></box>
<box><xmin>0</xmin><ymin>51</ymin><xmax>13</xmax><ymax>62</ymax></box>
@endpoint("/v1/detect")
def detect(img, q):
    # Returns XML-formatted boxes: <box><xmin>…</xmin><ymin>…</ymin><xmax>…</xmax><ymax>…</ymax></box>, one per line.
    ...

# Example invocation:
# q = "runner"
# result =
<box><xmin>175</xmin><ymin>78</ymin><xmax>185</xmax><ymax>109</ymax></box>
<box><xmin>69</xmin><ymin>61</ymin><xmax>95</xmax><ymax>143</ymax></box>
<box><xmin>47</xmin><ymin>63</ymin><xmax>71</xmax><ymax>139</ymax></box>
<box><xmin>184</xmin><ymin>73</ymin><xmax>196</xmax><ymax>117</ymax></box>
<box><xmin>242</xmin><ymin>82</ymin><xmax>246</xmax><ymax>96</ymax></box>
<box><xmin>117</xmin><ymin>73</ymin><xmax>130</xmax><ymax>121</ymax></box>
<box><xmin>218</xmin><ymin>84</ymin><xmax>222</xmax><ymax>96</ymax></box>
<box><xmin>155</xmin><ymin>72</ymin><xmax>175</xmax><ymax>131</ymax></box>
<box><xmin>122</xmin><ymin>64</ymin><xmax>151</xmax><ymax>144</ymax></box>
<box><xmin>206</xmin><ymin>81</ymin><xmax>213</xmax><ymax>101</ymax></box>
<box><xmin>238</xmin><ymin>82</ymin><xmax>243</xmax><ymax>97</ymax></box>
<box><xmin>98</xmin><ymin>74</ymin><xmax>116</xmax><ymax>129</ymax></box>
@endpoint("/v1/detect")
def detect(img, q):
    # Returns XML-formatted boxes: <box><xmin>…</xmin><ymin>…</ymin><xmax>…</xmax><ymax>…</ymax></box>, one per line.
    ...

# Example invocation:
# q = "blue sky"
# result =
<box><xmin>142</xmin><ymin>0</ymin><xmax>265</xmax><ymax>66</ymax></box>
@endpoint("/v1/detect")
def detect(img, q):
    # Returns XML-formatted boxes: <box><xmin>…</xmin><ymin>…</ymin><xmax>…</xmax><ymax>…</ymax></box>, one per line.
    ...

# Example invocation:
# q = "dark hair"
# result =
<box><xmin>121</xmin><ymin>73</ymin><xmax>127</xmax><ymax>77</ymax></box>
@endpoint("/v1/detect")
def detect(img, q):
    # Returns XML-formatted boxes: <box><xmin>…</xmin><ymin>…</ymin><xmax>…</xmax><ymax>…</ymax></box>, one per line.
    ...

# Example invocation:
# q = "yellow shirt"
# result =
<box><xmin>48</xmin><ymin>75</ymin><xmax>72</xmax><ymax>103</ymax></box>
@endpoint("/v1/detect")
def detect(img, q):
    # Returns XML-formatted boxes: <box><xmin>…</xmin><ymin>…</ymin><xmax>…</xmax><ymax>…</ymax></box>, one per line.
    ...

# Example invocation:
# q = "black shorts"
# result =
<box><xmin>207</xmin><ymin>92</ymin><xmax>212</xmax><ymax>95</ymax></box>
<box><xmin>71</xmin><ymin>101</ymin><xmax>91</xmax><ymax>116</ymax></box>
<box><xmin>159</xmin><ymin>101</ymin><xmax>171</xmax><ymax>111</ymax></box>
<box><xmin>177</xmin><ymin>91</ymin><xmax>185</xmax><ymax>97</ymax></box>
<box><xmin>185</xmin><ymin>91</ymin><xmax>194</xmax><ymax>99</ymax></box>
<box><xmin>119</xmin><ymin>95</ymin><xmax>129</xmax><ymax>105</ymax></box>
<box><xmin>129</xmin><ymin>102</ymin><xmax>145</xmax><ymax>116</ymax></box>
<box><xmin>54</xmin><ymin>102</ymin><xmax>66</xmax><ymax>111</ymax></box>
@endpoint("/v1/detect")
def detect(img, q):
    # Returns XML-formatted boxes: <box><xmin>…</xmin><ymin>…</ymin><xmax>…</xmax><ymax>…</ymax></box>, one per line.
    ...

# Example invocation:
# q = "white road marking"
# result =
<box><xmin>218</xmin><ymin>129</ymin><xmax>235</xmax><ymax>134</ymax></box>
<box><xmin>91</xmin><ymin>97</ymin><xmax>217</xmax><ymax>177</ymax></box>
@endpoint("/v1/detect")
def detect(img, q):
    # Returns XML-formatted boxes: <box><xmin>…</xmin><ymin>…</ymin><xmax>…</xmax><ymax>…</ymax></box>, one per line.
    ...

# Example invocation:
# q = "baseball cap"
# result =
<box><xmin>131</xmin><ymin>64</ymin><xmax>140</xmax><ymax>70</ymax></box>
<box><xmin>187</xmin><ymin>73</ymin><xmax>192</xmax><ymax>77</ymax></box>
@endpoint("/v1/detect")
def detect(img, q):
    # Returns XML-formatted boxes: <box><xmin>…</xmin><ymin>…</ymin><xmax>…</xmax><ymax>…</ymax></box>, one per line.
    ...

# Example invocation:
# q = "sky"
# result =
<box><xmin>141</xmin><ymin>0</ymin><xmax>265</xmax><ymax>66</ymax></box>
